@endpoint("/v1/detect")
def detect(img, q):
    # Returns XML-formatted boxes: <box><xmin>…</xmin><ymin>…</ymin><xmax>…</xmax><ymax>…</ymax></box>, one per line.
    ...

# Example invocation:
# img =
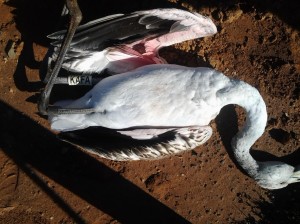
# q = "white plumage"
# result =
<box><xmin>51</xmin><ymin>65</ymin><xmax>225</xmax><ymax>131</ymax></box>
<box><xmin>42</xmin><ymin>8</ymin><xmax>300</xmax><ymax>189</ymax></box>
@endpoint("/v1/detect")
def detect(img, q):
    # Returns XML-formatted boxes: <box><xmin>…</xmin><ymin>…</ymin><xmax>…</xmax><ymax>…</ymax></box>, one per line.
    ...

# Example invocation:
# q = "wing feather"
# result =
<box><xmin>58</xmin><ymin>126</ymin><xmax>212</xmax><ymax>161</ymax></box>
<box><xmin>49</xmin><ymin>8</ymin><xmax>217</xmax><ymax>53</ymax></box>
<box><xmin>46</xmin><ymin>8</ymin><xmax>217</xmax><ymax>75</ymax></box>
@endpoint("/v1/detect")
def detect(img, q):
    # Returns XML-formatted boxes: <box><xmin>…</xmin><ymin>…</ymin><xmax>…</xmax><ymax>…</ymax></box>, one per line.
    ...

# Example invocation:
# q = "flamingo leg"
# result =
<box><xmin>38</xmin><ymin>0</ymin><xmax>82</xmax><ymax>115</ymax></box>
<box><xmin>42</xmin><ymin>4</ymin><xmax>70</xmax><ymax>84</ymax></box>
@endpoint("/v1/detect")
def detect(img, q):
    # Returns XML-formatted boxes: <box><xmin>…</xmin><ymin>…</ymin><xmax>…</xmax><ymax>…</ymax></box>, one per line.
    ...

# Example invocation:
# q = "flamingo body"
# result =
<box><xmin>42</xmin><ymin>8</ymin><xmax>300</xmax><ymax>189</ymax></box>
<box><xmin>51</xmin><ymin>65</ymin><xmax>226</xmax><ymax>131</ymax></box>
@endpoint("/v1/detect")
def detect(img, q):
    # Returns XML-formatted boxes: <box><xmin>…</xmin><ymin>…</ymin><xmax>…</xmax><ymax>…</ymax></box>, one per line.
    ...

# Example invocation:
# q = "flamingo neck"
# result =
<box><xmin>220</xmin><ymin>79</ymin><xmax>268</xmax><ymax>178</ymax></box>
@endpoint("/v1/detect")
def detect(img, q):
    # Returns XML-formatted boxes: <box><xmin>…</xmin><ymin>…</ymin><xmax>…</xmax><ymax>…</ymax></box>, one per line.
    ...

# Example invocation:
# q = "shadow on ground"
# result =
<box><xmin>1</xmin><ymin>102</ymin><xmax>299</xmax><ymax>223</ymax></box>
<box><xmin>0</xmin><ymin>100</ymin><xmax>190</xmax><ymax>224</ymax></box>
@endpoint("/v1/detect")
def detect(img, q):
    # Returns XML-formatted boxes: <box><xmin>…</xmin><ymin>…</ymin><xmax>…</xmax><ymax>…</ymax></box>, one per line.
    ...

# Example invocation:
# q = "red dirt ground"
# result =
<box><xmin>0</xmin><ymin>0</ymin><xmax>299</xmax><ymax>223</ymax></box>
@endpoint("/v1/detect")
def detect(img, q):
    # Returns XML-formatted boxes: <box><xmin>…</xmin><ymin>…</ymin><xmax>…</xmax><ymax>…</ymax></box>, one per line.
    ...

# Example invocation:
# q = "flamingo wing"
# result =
<box><xmin>59</xmin><ymin>126</ymin><xmax>212</xmax><ymax>161</ymax></box>
<box><xmin>47</xmin><ymin>8</ymin><xmax>217</xmax><ymax>74</ymax></box>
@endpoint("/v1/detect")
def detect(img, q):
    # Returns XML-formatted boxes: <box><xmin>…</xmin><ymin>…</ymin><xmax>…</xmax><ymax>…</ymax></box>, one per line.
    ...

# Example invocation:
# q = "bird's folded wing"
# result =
<box><xmin>58</xmin><ymin>126</ymin><xmax>212</xmax><ymax>161</ymax></box>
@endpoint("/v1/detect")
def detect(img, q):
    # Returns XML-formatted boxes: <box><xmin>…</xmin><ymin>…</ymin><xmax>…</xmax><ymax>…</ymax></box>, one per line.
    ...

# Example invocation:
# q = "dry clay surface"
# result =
<box><xmin>0</xmin><ymin>0</ymin><xmax>299</xmax><ymax>223</ymax></box>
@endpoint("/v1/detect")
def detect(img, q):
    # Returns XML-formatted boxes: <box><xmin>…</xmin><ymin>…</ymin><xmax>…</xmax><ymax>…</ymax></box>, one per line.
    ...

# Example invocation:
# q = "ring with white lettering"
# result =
<box><xmin>68</xmin><ymin>75</ymin><xmax>92</xmax><ymax>85</ymax></box>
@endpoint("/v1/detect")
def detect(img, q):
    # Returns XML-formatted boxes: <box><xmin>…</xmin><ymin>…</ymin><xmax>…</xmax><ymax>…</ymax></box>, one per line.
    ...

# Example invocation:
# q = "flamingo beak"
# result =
<box><xmin>288</xmin><ymin>166</ymin><xmax>300</xmax><ymax>184</ymax></box>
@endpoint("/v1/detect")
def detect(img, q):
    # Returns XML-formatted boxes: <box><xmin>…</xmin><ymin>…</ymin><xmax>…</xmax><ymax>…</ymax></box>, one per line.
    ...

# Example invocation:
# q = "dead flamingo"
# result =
<box><xmin>39</xmin><ymin>2</ymin><xmax>300</xmax><ymax>189</ymax></box>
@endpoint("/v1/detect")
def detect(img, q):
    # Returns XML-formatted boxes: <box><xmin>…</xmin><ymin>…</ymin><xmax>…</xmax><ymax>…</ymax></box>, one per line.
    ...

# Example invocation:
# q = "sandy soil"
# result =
<box><xmin>0</xmin><ymin>0</ymin><xmax>299</xmax><ymax>223</ymax></box>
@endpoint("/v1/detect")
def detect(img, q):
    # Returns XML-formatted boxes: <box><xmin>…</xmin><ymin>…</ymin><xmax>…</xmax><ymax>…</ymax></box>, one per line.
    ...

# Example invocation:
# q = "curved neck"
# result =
<box><xmin>219</xmin><ymin>79</ymin><xmax>268</xmax><ymax>178</ymax></box>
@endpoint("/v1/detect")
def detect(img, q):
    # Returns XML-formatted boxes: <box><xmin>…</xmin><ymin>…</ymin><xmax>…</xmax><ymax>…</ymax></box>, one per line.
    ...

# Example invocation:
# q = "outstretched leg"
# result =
<box><xmin>43</xmin><ymin>4</ymin><xmax>71</xmax><ymax>84</ymax></box>
<box><xmin>38</xmin><ymin>0</ymin><xmax>82</xmax><ymax>115</ymax></box>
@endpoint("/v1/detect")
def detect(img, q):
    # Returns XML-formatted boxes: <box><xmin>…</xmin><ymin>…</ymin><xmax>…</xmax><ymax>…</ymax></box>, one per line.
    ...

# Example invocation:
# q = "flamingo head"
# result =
<box><xmin>255</xmin><ymin>162</ymin><xmax>300</xmax><ymax>189</ymax></box>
